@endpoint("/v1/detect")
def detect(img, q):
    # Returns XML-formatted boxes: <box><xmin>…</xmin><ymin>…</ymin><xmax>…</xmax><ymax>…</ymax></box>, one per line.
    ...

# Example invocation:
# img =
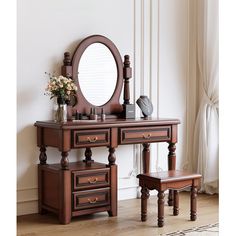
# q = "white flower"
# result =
<box><xmin>45</xmin><ymin>73</ymin><xmax>78</xmax><ymax>101</ymax></box>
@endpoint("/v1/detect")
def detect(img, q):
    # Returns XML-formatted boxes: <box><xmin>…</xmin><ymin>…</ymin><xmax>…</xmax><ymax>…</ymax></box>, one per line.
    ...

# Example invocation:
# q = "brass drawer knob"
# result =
<box><xmin>88</xmin><ymin>197</ymin><xmax>98</xmax><ymax>204</ymax></box>
<box><xmin>88</xmin><ymin>177</ymin><xmax>98</xmax><ymax>184</ymax></box>
<box><xmin>87</xmin><ymin>137</ymin><xmax>98</xmax><ymax>143</ymax></box>
<box><xmin>142</xmin><ymin>133</ymin><xmax>152</xmax><ymax>139</ymax></box>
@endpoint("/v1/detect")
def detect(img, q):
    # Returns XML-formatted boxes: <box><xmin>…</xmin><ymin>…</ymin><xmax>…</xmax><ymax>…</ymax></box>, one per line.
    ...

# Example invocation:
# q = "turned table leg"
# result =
<box><xmin>83</xmin><ymin>147</ymin><xmax>94</xmax><ymax>164</ymax></box>
<box><xmin>142</xmin><ymin>143</ymin><xmax>150</xmax><ymax>174</ymax></box>
<box><xmin>158</xmin><ymin>191</ymin><xmax>165</xmax><ymax>227</ymax></box>
<box><xmin>168</xmin><ymin>142</ymin><xmax>176</xmax><ymax>206</ymax></box>
<box><xmin>108</xmin><ymin>147</ymin><xmax>116</xmax><ymax>165</ymax></box>
<box><xmin>39</xmin><ymin>146</ymin><xmax>47</xmax><ymax>165</ymax></box>
<box><xmin>190</xmin><ymin>186</ymin><xmax>197</xmax><ymax>221</ymax></box>
<box><xmin>38</xmin><ymin>146</ymin><xmax>47</xmax><ymax>214</ymax></box>
<box><xmin>173</xmin><ymin>190</ymin><xmax>179</xmax><ymax>216</ymax></box>
<box><xmin>60</xmin><ymin>151</ymin><xmax>69</xmax><ymax>170</ymax></box>
<box><xmin>141</xmin><ymin>187</ymin><xmax>150</xmax><ymax>222</ymax></box>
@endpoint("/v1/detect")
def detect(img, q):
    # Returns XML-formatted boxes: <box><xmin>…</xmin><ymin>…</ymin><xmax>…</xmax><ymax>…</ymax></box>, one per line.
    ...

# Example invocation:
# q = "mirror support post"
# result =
<box><xmin>122</xmin><ymin>55</ymin><xmax>135</xmax><ymax>119</ymax></box>
<box><xmin>61</xmin><ymin>52</ymin><xmax>72</xmax><ymax>78</ymax></box>
<box><xmin>123</xmin><ymin>55</ymin><xmax>132</xmax><ymax>105</ymax></box>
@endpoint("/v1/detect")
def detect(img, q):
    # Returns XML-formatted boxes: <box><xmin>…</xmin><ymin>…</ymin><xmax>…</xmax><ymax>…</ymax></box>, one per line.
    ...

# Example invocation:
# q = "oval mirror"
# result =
<box><xmin>71</xmin><ymin>35</ymin><xmax>123</xmax><ymax>116</ymax></box>
<box><xmin>78</xmin><ymin>43</ymin><xmax>117</xmax><ymax>106</ymax></box>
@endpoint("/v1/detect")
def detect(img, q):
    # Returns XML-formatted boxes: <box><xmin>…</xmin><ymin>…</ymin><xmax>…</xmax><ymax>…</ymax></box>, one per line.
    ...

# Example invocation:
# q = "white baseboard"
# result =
<box><xmin>17</xmin><ymin>200</ymin><xmax>38</xmax><ymax>216</ymax></box>
<box><xmin>118</xmin><ymin>186</ymin><xmax>139</xmax><ymax>200</ymax></box>
<box><xmin>17</xmin><ymin>187</ymin><xmax>38</xmax><ymax>216</ymax></box>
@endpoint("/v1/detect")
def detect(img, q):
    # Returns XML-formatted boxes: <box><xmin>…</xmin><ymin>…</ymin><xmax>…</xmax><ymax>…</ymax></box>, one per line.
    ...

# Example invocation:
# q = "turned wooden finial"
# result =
<box><xmin>63</xmin><ymin>52</ymin><xmax>71</xmax><ymax>66</ymax></box>
<box><xmin>61</xmin><ymin>52</ymin><xmax>72</xmax><ymax>78</ymax></box>
<box><xmin>124</xmin><ymin>55</ymin><xmax>130</xmax><ymax>68</ymax></box>
<box><xmin>123</xmin><ymin>55</ymin><xmax>132</xmax><ymax>105</ymax></box>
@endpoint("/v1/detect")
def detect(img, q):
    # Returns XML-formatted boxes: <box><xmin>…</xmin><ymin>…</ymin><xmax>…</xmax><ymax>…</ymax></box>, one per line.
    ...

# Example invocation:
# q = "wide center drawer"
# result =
<box><xmin>72</xmin><ymin>129</ymin><xmax>110</xmax><ymax>148</ymax></box>
<box><xmin>72</xmin><ymin>188</ymin><xmax>110</xmax><ymax>211</ymax></box>
<box><xmin>119</xmin><ymin>126</ymin><xmax>171</xmax><ymax>144</ymax></box>
<box><xmin>72</xmin><ymin>168</ymin><xmax>110</xmax><ymax>191</ymax></box>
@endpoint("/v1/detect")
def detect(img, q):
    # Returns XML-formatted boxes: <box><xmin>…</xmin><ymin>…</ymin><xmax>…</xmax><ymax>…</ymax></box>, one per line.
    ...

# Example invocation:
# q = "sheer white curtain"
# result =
<box><xmin>192</xmin><ymin>0</ymin><xmax>219</xmax><ymax>194</ymax></box>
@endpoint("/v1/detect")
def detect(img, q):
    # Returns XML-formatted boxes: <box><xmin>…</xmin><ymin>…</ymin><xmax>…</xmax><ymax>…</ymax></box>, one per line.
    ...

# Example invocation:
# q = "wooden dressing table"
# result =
<box><xmin>35</xmin><ymin>35</ymin><xmax>180</xmax><ymax>224</ymax></box>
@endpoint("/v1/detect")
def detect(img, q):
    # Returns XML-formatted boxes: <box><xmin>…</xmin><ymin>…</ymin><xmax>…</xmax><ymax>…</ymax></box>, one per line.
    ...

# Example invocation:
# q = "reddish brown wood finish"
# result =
<box><xmin>60</xmin><ymin>151</ymin><xmax>69</xmax><ymax>170</ymax></box>
<box><xmin>137</xmin><ymin>171</ymin><xmax>201</xmax><ymax>227</ymax></box>
<box><xmin>141</xmin><ymin>187</ymin><xmax>149</xmax><ymax>222</ymax></box>
<box><xmin>173</xmin><ymin>190</ymin><xmax>179</xmax><ymax>216</ymax></box>
<box><xmin>61</xmin><ymin>52</ymin><xmax>72</xmax><ymax>78</ymax></box>
<box><xmin>142</xmin><ymin>143</ymin><xmax>150</xmax><ymax>174</ymax></box>
<box><xmin>119</xmin><ymin>126</ymin><xmax>171</xmax><ymax>145</ymax></box>
<box><xmin>108</xmin><ymin>148</ymin><xmax>116</xmax><ymax>165</ymax></box>
<box><xmin>108</xmin><ymin>164</ymin><xmax>117</xmax><ymax>216</ymax></box>
<box><xmin>168</xmin><ymin>142</ymin><xmax>176</xmax><ymax>206</ymax></box>
<box><xmin>72</xmin><ymin>168</ymin><xmax>110</xmax><ymax>190</ymax></box>
<box><xmin>123</xmin><ymin>55</ymin><xmax>132</xmax><ymax>105</ymax></box>
<box><xmin>84</xmin><ymin>147</ymin><xmax>93</xmax><ymax>163</ymax></box>
<box><xmin>35</xmin><ymin>118</ymin><xmax>180</xmax><ymax>223</ymax></box>
<box><xmin>39</xmin><ymin>146</ymin><xmax>47</xmax><ymax>165</ymax></box>
<box><xmin>157</xmin><ymin>191</ymin><xmax>165</xmax><ymax>227</ymax></box>
<box><xmin>38</xmin><ymin>162</ymin><xmax>113</xmax><ymax>224</ymax></box>
<box><xmin>73</xmin><ymin>188</ymin><xmax>110</xmax><ymax>211</ymax></box>
<box><xmin>73</xmin><ymin>129</ymin><xmax>110</xmax><ymax>148</ymax></box>
<box><xmin>191</xmin><ymin>185</ymin><xmax>198</xmax><ymax>221</ymax></box>
<box><xmin>64</xmin><ymin>35</ymin><xmax>124</xmax><ymax>116</ymax></box>
<box><xmin>59</xmin><ymin>170</ymin><xmax>71</xmax><ymax>224</ymax></box>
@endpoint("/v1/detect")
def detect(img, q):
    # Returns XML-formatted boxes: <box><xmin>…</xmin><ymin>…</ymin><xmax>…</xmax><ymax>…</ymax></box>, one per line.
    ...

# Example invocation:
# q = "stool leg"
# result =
<box><xmin>141</xmin><ymin>187</ymin><xmax>150</xmax><ymax>222</ymax></box>
<box><xmin>173</xmin><ymin>190</ymin><xmax>179</xmax><ymax>216</ymax></box>
<box><xmin>168</xmin><ymin>190</ymin><xmax>174</xmax><ymax>206</ymax></box>
<box><xmin>157</xmin><ymin>191</ymin><xmax>165</xmax><ymax>227</ymax></box>
<box><xmin>190</xmin><ymin>186</ymin><xmax>197</xmax><ymax>221</ymax></box>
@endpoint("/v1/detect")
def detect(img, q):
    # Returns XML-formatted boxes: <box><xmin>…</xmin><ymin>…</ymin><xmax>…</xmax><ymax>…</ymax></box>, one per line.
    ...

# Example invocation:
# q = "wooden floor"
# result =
<box><xmin>17</xmin><ymin>192</ymin><xmax>218</xmax><ymax>236</ymax></box>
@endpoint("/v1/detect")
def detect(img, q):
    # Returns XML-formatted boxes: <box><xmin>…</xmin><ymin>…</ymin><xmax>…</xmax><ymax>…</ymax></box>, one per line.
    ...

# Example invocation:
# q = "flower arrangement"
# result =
<box><xmin>45</xmin><ymin>73</ymin><xmax>78</xmax><ymax>105</ymax></box>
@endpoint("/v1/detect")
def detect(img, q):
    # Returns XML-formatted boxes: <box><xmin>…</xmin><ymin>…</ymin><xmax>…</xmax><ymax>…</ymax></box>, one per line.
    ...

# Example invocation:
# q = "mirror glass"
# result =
<box><xmin>78</xmin><ymin>43</ymin><xmax>117</xmax><ymax>106</ymax></box>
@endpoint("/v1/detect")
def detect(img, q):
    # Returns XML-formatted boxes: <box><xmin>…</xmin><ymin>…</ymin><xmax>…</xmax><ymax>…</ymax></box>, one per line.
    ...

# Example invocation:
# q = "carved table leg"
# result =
<box><xmin>173</xmin><ymin>190</ymin><xmax>179</xmax><ymax>216</ymax></box>
<box><xmin>142</xmin><ymin>143</ymin><xmax>150</xmax><ymax>173</ymax></box>
<box><xmin>83</xmin><ymin>147</ymin><xmax>94</xmax><ymax>164</ymax></box>
<box><xmin>141</xmin><ymin>187</ymin><xmax>150</xmax><ymax>221</ymax></box>
<box><xmin>168</xmin><ymin>142</ymin><xmax>176</xmax><ymax>206</ymax></box>
<box><xmin>158</xmin><ymin>191</ymin><xmax>165</xmax><ymax>227</ymax></box>
<box><xmin>108</xmin><ymin>148</ymin><xmax>116</xmax><ymax>165</ymax></box>
<box><xmin>60</xmin><ymin>151</ymin><xmax>69</xmax><ymax>170</ymax></box>
<box><xmin>190</xmin><ymin>186</ymin><xmax>197</xmax><ymax>221</ymax></box>
<box><xmin>39</xmin><ymin>146</ymin><xmax>47</xmax><ymax>165</ymax></box>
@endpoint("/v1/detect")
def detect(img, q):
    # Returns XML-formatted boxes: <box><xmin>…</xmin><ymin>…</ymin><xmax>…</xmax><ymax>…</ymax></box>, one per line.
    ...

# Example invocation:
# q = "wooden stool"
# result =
<box><xmin>137</xmin><ymin>170</ymin><xmax>201</xmax><ymax>227</ymax></box>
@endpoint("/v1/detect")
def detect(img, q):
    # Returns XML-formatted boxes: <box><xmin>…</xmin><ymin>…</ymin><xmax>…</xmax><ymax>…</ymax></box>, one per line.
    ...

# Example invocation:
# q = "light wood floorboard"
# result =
<box><xmin>17</xmin><ymin>192</ymin><xmax>218</xmax><ymax>236</ymax></box>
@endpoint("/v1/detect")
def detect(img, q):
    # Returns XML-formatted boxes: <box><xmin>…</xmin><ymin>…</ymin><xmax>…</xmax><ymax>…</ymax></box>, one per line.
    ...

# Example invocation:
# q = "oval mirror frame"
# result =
<box><xmin>72</xmin><ymin>35</ymin><xmax>123</xmax><ymax>116</ymax></box>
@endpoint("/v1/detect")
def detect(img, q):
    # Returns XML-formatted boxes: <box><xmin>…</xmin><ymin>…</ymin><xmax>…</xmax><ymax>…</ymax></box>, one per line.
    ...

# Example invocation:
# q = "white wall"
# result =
<box><xmin>158</xmin><ymin>0</ymin><xmax>189</xmax><ymax>170</ymax></box>
<box><xmin>17</xmin><ymin>0</ymin><xmax>190</xmax><ymax>215</ymax></box>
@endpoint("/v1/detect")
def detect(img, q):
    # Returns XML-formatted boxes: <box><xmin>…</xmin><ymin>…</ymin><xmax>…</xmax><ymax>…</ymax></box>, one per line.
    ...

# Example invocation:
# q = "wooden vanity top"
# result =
<box><xmin>35</xmin><ymin>117</ymin><xmax>180</xmax><ymax>129</ymax></box>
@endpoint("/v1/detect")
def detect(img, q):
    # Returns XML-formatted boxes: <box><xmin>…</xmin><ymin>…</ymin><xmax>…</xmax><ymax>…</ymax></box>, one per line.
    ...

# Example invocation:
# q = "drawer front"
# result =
<box><xmin>72</xmin><ymin>168</ymin><xmax>110</xmax><ymax>191</ymax></box>
<box><xmin>73</xmin><ymin>129</ymin><xmax>110</xmax><ymax>148</ymax></box>
<box><xmin>73</xmin><ymin>188</ymin><xmax>110</xmax><ymax>211</ymax></box>
<box><xmin>119</xmin><ymin>126</ymin><xmax>171</xmax><ymax>144</ymax></box>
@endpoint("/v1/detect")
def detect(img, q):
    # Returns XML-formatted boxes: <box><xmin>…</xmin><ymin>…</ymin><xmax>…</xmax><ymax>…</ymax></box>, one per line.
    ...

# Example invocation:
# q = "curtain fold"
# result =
<box><xmin>192</xmin><ymin>0</ymin><xmax>219</xmax><ymax>194</ymax></box>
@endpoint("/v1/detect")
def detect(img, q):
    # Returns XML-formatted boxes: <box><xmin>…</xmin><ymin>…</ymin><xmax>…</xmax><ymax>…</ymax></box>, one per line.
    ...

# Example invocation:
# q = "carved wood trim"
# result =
<box><xmin>70</xmin><ymin>35</ymin><xmax>124</xmax><ymax>116</ymax></box>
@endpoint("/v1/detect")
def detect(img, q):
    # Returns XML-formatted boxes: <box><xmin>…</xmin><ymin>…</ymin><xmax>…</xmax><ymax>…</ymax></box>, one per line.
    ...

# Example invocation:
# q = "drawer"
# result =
<box><xmin>73</xmin><ymin>188</ymin><xmax>110</xmax><ymax>211</ymax></box>
<box><xmin>73</xmin><ymin>129</ymin><xmax>110</xmax><ymax>148</ymax></box>
<box><xmin>119</xmin><ymin>126</ymin><xmax>171</xmax><ymax>144</ymax></box>
<box><xmin>72</xmin><ymin>168</ymin><xmax>110</xmax><ymax>191</ymax></box>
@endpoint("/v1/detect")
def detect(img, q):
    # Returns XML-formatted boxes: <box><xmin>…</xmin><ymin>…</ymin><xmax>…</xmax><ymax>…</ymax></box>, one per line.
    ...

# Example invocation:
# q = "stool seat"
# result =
<box><xmin>137</xmin><ymin>170</ymin><xmax>201</xmax><ymax>227</ymax></box>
